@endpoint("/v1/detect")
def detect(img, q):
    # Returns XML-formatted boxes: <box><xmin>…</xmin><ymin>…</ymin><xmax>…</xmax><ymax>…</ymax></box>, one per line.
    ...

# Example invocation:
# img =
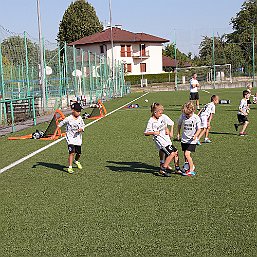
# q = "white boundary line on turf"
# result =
<box><xmin>201</xmin><ymin>89</ymin><xmax>210</xmax><ymax>94</ymax></box>
<box><xmin>0</xmin><ymin>92</ymin><xmax>149</xmax><ymax>174</ymax></box>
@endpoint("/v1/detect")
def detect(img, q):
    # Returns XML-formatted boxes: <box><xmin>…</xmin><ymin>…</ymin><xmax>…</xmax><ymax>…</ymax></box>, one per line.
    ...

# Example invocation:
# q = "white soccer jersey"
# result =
<box><xmin>238</xmin><ymin>99</ymin><xmax>248</xmax><ymax>116</ymax></box>
<box><xmin>190</xmin><ymin>78</ymin><xmax>199</xmax><ymax>93</ymax></box>
<box><xmin>59</xmin><ymin>115</ymin><xmax>85</xmax><ymax>145</ymax></box>
<box><xmin>178</xmin><ymin>113</ymin><xmax>201</xmax><ymax>144</ymax></box>
<box><xmin>199</xmin><ymin>102</ymin><xmax>215</xmax><ymax>118</ymax></box>
<box><xmin>145</xmin><ymin>114</ymin><xmax>174</xmax><ymax>149</ymax></box>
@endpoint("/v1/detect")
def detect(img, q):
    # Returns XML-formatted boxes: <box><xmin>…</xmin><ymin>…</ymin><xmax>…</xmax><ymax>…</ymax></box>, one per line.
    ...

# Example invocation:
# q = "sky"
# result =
<box><xmin>0</xmin><ymin>0</ymin><xmax>246</xmax><ymax>55</ymax></box>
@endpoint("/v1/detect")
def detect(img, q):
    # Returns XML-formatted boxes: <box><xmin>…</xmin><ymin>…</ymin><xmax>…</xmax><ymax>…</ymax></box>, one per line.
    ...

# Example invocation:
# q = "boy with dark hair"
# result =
<box><xmin>234</xmin><ymin>90</ymin><xmax>251</xmax><ymax>136</ymax></box>
<box><xmin>54</xmin><ymin>102</ymin><xmax>85</xmax><ymax>173</ymax></box>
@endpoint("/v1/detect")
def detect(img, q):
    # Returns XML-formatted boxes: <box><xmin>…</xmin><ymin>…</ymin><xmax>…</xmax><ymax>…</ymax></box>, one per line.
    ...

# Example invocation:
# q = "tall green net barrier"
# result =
<box><xmin>0</xmin><ymin>26</ymin><xmax>129</xmax><ymax>126</ymax></box>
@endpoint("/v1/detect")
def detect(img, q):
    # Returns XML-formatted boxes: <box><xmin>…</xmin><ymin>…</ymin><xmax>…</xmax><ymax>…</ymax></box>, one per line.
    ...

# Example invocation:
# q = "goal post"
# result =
<box><xmin>176</xmin><ymin>64</ymin><xmax>232</xmax><ymax>85</ymax></box>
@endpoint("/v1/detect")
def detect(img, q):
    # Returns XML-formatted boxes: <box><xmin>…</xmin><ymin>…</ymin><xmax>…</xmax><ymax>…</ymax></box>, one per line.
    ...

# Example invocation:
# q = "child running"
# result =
<box><xmin>144</xmin><ymin>102</ymin><xmax>181</xmax><ymax>177</ymax></box>
<box><xmin>55</xmin><ymin>102</ymin><xmax>85</xmax><ymax>173</ymax></box>
<box><xmin>197</xmin><ymin>95</ymin><xmax>219</xmax><ymax>144</ymax></box>
<box><xmin>234</xmin><ymin>90</ymin><xmax>251</xmax><ymax>136</ymax></box>
<box><xmin>177</xmin><ymin>101</ymin><xmax>201</xmax><ymax>176</ymax></box>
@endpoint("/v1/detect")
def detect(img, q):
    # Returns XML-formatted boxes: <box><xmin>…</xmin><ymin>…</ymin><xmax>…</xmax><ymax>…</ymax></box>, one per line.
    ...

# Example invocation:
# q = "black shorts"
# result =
<box><xmin>237</xmin><ymin>114</ymin><xmax>248</xmax><ymax>124</ymax></box>
<box><xmin>190</xmin><ymin>92</ymin><xmax>199</xmax><ymax>100</ymax></box>
<box><xmin>160</xmin><ymin>145</ymin><xmax>177</xmax><ymax>156</ymax></box>
<box><xmin>68</xmin><ymin>144</ymin><xmax>81</xmax><ymax>154</ymax></box>
<box><xmin>181</xmin><ymin>143</ymin><xmax>196</xmax><ymax>152</ymax></box>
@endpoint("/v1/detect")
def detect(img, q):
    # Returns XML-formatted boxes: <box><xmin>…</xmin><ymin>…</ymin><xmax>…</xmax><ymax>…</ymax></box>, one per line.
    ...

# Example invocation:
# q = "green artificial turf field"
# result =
<box><xmin>0</xmin><ymin>88</ymin><xmax>256</xmax><ymax>257</ymax></box>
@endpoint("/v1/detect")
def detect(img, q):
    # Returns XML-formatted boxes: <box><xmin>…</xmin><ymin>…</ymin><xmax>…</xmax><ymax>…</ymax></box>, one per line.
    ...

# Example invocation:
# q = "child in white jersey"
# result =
<box><xmin>234</xmin><ymin>90</ymin><xmax>251</xmax><ymax>136</ymax></box>
<box><xmin>144</xmin><ymin>102</ymin><xmax>181</xmax><ymax>177</ymax></box>
<box><xmin>197</xmin><ymin>95</ymin><xmax>219</xmax><ymax>144</ymax></box>
<box><xmin>55</xmin><ymin>102</ymin><xmax>85</xmax><ymax>173</ymax></box>
<box><xmin>177</xmin><ymin>101</ymin><xmax>201</xmax><ymax>176</ymax></box>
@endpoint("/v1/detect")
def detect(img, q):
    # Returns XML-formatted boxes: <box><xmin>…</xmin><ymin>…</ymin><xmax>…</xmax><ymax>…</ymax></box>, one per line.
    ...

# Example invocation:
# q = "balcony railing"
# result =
<box><xmin>120</xmin><ymin>50</ymin><xmax>150</xmax><ymax>58</ymax></box>
<box><xmin>132</xmin><ymin>50</ymin><xmax>150</xmax><ymax>58</ymax></box>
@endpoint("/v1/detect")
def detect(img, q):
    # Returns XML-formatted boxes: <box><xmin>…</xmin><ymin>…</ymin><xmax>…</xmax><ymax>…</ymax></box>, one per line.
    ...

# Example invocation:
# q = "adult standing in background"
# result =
<box><xmin>189</xmin><ymin>73</ymin><xmax>200</xmax><ymax>110</ymax></box>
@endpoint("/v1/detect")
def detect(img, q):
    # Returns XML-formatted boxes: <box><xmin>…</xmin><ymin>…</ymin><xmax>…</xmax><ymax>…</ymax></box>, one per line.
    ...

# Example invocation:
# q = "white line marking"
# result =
<box><xmin>0</xmin><ymin>93</ymin><xmax>149</xmax><ymax>174</ymax></box>
<box><xmin>202</xmin><ymin>89</ymin><xmax>210</xmax><ymax>94</ymax></box>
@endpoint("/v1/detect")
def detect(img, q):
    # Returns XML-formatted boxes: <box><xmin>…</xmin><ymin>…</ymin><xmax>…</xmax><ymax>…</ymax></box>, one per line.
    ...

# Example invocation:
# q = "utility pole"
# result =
<box><xmin>174</xmin><ymin>30</ymin><xmax>177</xmax><ymax>90</ymax></box>
<box><xmin>253</xmin><ymin>26</ymin><xmax>255</xmax><ymax>86</ymax></box>
<box><xmin>212</xmin><ymin>32</ymin><xmax>216</xmax><ymax>88</ymax></box>
<box><xmin>108</xmin><ymin>0</ymin><xmax>115</xmax><ymax>94</ymax></box>
<box><xmin>37</xmin><ymin>0</ymin><xmax>46</xmax><ymax>112</ymax></box>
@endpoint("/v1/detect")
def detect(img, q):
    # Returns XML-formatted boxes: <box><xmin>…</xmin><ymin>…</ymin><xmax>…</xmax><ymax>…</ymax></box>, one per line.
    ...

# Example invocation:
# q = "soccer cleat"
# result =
<box><xmin>234</xmin><ymin>124</ymin><xmax>239</xmax><ymax>131</ymax></box>
<box><xmin>74</xmin><ymin>161</ymin><xmax>82</xmax><ymax>169</ymax></box>
<box><xmin>239</xmin><ymin>132</ymin><xmax>247</xmax><ymax>136</ymax></box>
<box><xmin>175</xmin><ymin>166</ymin><xmax>183</xmax><ymax>174</ymax></box>
<box><xmin>197</xmin><ymin>140</ymin><xmax>201</xmax><ymax>145</ymax></box>
<box><xmin>67</xmin><ymin>167</ymin><xmax>74</xmax><ymax>174</ymax></box>
<box><xmin>182</xmin><ymin>170</ymin><xmax>196</xmax><ymax>176</ymax></box>
<box><xmin>159</xmin><ymin>170</ymin><xmax>170</xmax><ymax>177</ymax></box>
<box><xmin>204</xmin><ymin>138</ymin><xmax>212</xmax><ymax>143</ymax></box>
<box><xmin>159</xmin><ymin>166</ymin><xmax>170</xmax><ymax>177</ymax></box>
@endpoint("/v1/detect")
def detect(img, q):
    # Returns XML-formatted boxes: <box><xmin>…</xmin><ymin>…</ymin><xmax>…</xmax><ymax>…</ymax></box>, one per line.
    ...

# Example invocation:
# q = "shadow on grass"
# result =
<box><xmin>106</xmin><ymin>161</ymin><xmax>158</xmax><ymax>175</ymax></box>
<box><xmin>209</xmin><ymin>131</ymin><xmax>238</xmax><ymax>136</ymax></box>
<box><xmin>32</xmin><ymin>162</ymin><xmax>67</xmax><ymax>172</ymax></box>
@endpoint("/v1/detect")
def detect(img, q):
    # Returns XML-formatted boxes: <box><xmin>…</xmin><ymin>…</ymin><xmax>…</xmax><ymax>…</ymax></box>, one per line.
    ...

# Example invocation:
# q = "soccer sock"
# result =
<box><xmin>69</xmin><ymin>165</ymin><xmax>72</xmax><ymax>169</ymax></box>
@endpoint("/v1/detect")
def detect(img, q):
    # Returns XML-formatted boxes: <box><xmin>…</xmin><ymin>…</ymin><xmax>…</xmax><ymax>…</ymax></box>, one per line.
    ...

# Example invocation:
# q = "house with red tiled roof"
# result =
<box><xmin>69</xmin><ymin>27</ymin><xmax>169</xmax><ymax>75</ymax></box>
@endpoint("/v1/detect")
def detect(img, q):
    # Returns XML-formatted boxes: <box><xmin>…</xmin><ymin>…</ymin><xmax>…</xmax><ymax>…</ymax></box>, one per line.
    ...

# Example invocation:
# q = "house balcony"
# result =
<box><xmin>120</xmin><ymin>50</ymin><xmax>150</xmax><ymax>58</ymax></box>
<box><xmin>132</xmin><ymin>50</ymin><xmax>150</xmax><ymax>59</ymax></box>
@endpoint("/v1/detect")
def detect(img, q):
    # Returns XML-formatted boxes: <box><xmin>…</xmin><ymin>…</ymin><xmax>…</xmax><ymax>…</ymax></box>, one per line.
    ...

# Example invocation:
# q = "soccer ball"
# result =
<box><xmin>145</xmin><ymin>99</ymin><xmax>149</xmax><ymax>102</ymax></box>
<box><xmin>182</xmin><ymin>162</ymin><xmax>190</xmax><ymax>172</ymax></box>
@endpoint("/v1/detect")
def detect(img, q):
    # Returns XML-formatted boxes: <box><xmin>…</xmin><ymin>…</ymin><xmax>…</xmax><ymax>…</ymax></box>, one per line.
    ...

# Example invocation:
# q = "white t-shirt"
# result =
<box><xmin>199</xmin><ymin>102</ymin><xmax>215</xmax><ymax>118</ymax></box>
<box><xmin>238</xmin><ymin>99</ymin><xmax>248</xmax><ymax>116</ymax></box>
<box><xmin>58</xmin><ymin>115</ymin><xmax>85</xmax><ymax>145</ymax></box>
<box><xmin>178</xmin><ymin>113</ymin><xmax>201</xmax><ymax>144</ymax></box>
<box><xmin>190</xmin><ymin>78</ymin><xmax>199</xmax><ymax>93</ymax></box>
<box><xmin>145</xmin><ymin>114</ymin><xmax>174</xmax><ymax>149</ymax></box>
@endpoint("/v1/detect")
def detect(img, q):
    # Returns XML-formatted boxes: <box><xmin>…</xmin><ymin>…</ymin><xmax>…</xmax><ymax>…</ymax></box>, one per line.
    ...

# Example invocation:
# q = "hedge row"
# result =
<box><xmin>125</xmin><ymin>71</ymin><xmax>195</xmax><ymax>85</ymax></box>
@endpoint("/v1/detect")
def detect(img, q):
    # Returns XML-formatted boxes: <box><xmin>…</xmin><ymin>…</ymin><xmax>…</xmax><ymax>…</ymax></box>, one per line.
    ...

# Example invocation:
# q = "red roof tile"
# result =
<box><xmin>162</xmin><ymin>56</ymin><xmax>179</xmax><ymax>67</ymax></box>
<box><xmin>68</xmin><ymin>27</ymin><xmax>169</xmax><ymax>46</ymax></box>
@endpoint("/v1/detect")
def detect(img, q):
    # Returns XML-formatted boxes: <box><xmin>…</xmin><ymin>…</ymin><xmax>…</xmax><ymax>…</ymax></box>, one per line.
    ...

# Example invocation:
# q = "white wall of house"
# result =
<box><xmin>78</xmin><ymin>42</ymin><xmax>163</xmax><ymax>75</ymax></box>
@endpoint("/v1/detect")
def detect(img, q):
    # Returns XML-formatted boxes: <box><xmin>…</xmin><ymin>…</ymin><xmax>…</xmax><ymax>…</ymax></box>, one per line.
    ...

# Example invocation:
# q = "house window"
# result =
<box><xmin>140</xmin><ymin>44</ymin><xmax>146</xmax><ymax>56</ymax></box>
<box><xmin>127</xmin><ymin>63</ymin><xmax>132</xmax><ymax>72</ymax></box>
<box><xmin>121</xmin><ymin>45</ymin><xmax>132</xmax><ymax>57</ymax></box>
<box><xmin>124</xmin><ymin>63</ymin><xmax>132</xmax><ymax>73</ymax></box>
<box><xmin>140</xmin><ymin>63</ymin><xmax>146</xmax><ymax>72</ymax></box>
<box><xmin>127</xmin><ymin>45</ymin><xmax>132</xmax><ymax>57</ymax></box>
<box><xmin>121</xmin><ymin>45</ymin><xmax>126</xmax><ymax>57</ymax></box>
<box><xmin>100</xmin><ymin>45</ymin><xmax>104</xmax><ymax>54</ymax></box>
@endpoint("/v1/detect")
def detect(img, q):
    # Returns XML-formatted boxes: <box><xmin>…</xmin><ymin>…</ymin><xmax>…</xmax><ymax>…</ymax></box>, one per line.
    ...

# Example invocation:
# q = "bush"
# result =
<box><xmin>125</xmin><ymin>73</ymin><xmax>176</xmax><ymax>85</ymax></box>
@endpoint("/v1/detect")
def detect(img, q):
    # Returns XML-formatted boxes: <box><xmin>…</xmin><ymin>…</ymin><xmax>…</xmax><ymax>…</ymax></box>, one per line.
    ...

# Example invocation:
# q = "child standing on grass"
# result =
<box><xmin>177</xmin><ymin>101</ymin><xmax>201</xmax><ymax>176</ymax></box>
<box><xmin>234</xmin><ymin>90</ymin><xmax>251</xmax><ymax>136</ymax></box>
<box><xmin>197</xmin><ymin>95</ymin><xmax>219</xmax><ymax>144</ymax></box>
<box><xmin>144</xmin><ymin>102</ymin><xmax>181</xmax><ymax>177</ymax></box>
<box><xmin>55</xmin><ymin>102</ymin><xmax>85</xmax><ymax>174</ymax></box>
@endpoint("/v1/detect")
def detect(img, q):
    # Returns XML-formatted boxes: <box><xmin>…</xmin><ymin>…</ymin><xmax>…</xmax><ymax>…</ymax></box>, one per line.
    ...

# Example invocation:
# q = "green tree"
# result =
<box><xmin>227</xmin><ymin>0</ymin><xmax>257</xmax><ymax>71</ymax></box>
<box><xmin>57</xmin><ymin>0</ymin><xmax>103</xmax><ymax>48</ymax></box>
<box><xmin>1</xmin><ymin>36</ymin><xmax>38</xmax><ymax>67</ymax></box>
<box><xmin>198</xmin><ymin>35</ymin><xmax>246</xmax><ymax>71</ymax></box>
<box><xmin>163</xmin><ymin>43</ymin><xmax>191</xmax><ymax>66</ymax></box>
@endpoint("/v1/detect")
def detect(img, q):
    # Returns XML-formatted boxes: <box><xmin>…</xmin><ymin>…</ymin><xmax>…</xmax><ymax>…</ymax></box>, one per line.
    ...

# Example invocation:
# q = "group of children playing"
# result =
<box><xmin>144</xmin><ymin>84</ymin><xmax>254</xmax><ymax>177</ymax></box>
<box><xmin>55</xmin><ymin>84</ymin><xmax>253</xmax><ymax>175</ymax></box>
<box><xmin>144</xmin><ymin>96</ymin><xmax>219</xmax><ymax>177</ymax></box>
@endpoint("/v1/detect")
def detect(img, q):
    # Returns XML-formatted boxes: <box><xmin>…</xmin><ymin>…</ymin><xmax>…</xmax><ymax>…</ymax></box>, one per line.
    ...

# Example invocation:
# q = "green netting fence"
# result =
<box><xmin>0</xmin><ymin>26</ymin><xmax>129</xmax><ymax>126</ymax></box>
